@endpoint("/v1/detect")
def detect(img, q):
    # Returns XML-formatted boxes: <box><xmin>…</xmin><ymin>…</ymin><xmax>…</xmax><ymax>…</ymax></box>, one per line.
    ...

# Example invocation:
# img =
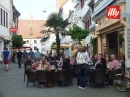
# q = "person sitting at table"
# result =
<box><xmin>25</xmin><ymin>59</ymin><xmax>36</xmax><ymax>73</ymax></box>
<box><xmin>32</xmin><ymin>60</ymin><xmax>40</xmax><ymax>70</ymax></box>
<box><xmin>50</xmin><ymin>57</ymin><xmax>57</xmax><ymax>68</ymax></box>
<box><xmin>38</xmin><ymin>58</ymin><xmax>51</xmax><ymax>71</ymax></box>
<box><xmin>106</xmin><ymin>56</ymin><xmax>111</xmax><ymax>68</ymax></box>
<box><xmin>99</xmin><ymin>54</ymin><xmax>107</xmax><ymax>69</ymax></box>
<box><xmin>93</xmin><ymin>54</ymin><xmax>98</xmax><ymax>65</ymax></box>
<box><xmin>109</xmin><ymin>54</ymin><xmax>121</xmax><ymax>70</ymax></box>
<box><xmin>57</xmin><ymin>57</ymin><xmax>70</xmax><ymax>71</ymax></box>
<box><xmin>95</xmin><ymin>56</ymin><xmax>106</xmax><ymax>69</ymax></box>
<box><xmin>57</xmin><ymin>56</ymin><xmax>64</xmax><ymax>68</ymax></box>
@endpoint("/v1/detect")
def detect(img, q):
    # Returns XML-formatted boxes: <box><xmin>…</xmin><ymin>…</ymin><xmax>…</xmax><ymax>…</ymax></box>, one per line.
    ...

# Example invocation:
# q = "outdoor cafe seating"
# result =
<box><xmin>26</xmin><ymin>67</ymin><xmax>74</xmax><ymax>88</ymax></box>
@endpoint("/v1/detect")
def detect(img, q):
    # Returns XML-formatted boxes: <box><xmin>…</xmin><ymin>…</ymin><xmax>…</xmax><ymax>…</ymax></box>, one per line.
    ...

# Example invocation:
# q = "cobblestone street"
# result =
<box><xmin>0</xmin><ymin>63</ymin><xmax>129</xmax><ymax>97</ymax></box>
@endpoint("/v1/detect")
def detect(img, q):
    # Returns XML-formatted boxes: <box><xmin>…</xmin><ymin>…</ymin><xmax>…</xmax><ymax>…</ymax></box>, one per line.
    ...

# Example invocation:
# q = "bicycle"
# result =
<box><xmin>113</xmin><ymin>67</ymin><xmax>130</xmax><ymax>92</ymax></box>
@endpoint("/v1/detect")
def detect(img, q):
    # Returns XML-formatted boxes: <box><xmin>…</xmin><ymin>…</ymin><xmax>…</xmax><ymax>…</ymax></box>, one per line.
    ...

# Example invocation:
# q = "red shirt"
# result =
<box><xmin>32</xmin><ymin>63</ymin><xmax>39</xmax><ymax>70</ymax></box>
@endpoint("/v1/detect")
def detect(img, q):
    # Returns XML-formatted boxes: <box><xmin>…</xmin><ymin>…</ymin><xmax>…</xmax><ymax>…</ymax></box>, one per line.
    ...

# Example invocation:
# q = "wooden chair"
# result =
<box><xmin>108</xmin><ymin>68</ymin><xmax>123</xmax><ymax>85</ymax></box>
<box><xmin>36</xmin><ymin>70</ymin><xmax>52</xmax><ymax>88</ymax></box>
<box><xmin>53</xmin><ymin>68</ymin><xmax>72</xmax><ymax>86</ymax></box>
<box><xmin>90</xmin><ymin>69</ymin><xmax>106</xmax><ymax>89</ymax></box>
<box><xmin>26</xmin><ymin>71</ymin><xmax>37</xmax><ymax>87</ymax></box>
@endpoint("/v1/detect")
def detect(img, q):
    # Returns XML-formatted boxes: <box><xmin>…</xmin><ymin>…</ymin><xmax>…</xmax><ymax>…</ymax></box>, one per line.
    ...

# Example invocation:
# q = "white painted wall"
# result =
<box><xmin>74</xmin><ymin>0</ymin><xmax>90</xmax><ymax>44</ymax></box>
<box><xmin>41</xmin><ymin>33</ymin><xmax>56</xmax><ymax>54</ymax></box>
<box><xmin>23</xmin><ymin>38</ymin><xmax>42</xmax><ymax>53</ymax></box>
<box><xmin>0</xmin><ymin>0</ymin><xmax>10</xmax><ymax>39</ymax></box>
<box><xmin>60</xmin><ymin>0</ymin><xmax>74</xmax><ymax>43</ymax></box>
<box><xmin>0</xmin><ymin>0</ymin><xmax>10</xmax><ymax>62</ymax></box>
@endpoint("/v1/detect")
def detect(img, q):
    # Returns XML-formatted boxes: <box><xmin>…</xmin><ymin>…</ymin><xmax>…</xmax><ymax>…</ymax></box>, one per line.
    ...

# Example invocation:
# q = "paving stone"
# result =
<box><xmin>0</xmin><ymin>63</ymin><xmax>128</xmax><ymax>97</ymax></box>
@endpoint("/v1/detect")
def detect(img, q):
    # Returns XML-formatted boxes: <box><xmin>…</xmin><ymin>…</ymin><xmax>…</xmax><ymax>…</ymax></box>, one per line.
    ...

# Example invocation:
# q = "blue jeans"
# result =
<box><xmin>18</xmin><ymin>58</ymin><xmax>22</xmax><ymax>68</ymax></box>
<box><xmin>79</xmin><ymin>63</ymin><xmax>88</xmax><ymax>88</ymax></box>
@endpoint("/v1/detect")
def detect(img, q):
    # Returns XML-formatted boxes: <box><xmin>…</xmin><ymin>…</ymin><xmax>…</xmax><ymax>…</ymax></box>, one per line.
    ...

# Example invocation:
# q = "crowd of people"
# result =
<box><xmin>1</xmin><ymin>45</ymin><xmax>125</xmax><ymax>89</ymax></box>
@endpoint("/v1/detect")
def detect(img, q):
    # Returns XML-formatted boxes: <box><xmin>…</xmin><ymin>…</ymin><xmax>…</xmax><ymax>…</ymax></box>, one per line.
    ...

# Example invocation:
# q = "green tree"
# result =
<box><xmin>11</xmin><ymin>35</ymin><xmax>25</xmax><ymax>47</ymax></box>
<box><xmin>44</xmin><ymin>12</ymin><xmax>70</xmax><ymax>56</ymax></box>
<box><xmin>40</xmin><ymin>35</ymin><xmax>50</xmax><ymax>42</ymax></box>
<box><xmin>90</xmin><ymin>37</ymin><xmax>97</xmax><ymax>55</ymax></box>
<box><xmin>51</xmin><ymin>42</ymin><xmax>56</xmax><ymax>49</ymax></box>
<box><xmin>67</xmin><ymin>24</ymin><xmax>90</xmax><ymax>43</ymax></box>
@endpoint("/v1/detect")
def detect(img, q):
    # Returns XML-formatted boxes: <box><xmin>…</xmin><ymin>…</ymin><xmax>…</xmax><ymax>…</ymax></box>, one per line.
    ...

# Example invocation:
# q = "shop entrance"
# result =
<box><xmin>107</xmin><ymin>32</ymin><xmax>118</xmax><ymax>58</ymax></box>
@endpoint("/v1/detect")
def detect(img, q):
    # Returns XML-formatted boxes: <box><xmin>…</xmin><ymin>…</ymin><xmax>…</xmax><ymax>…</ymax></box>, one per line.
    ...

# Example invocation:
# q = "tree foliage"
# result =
<box><xmin>67</xmin><ymin>24</ymin><xmax>90</xmax><ymax>41</ymax></box>
<box><xmin>40</xmin><ymin>35</ymin><xmax>50</xmax><ymax>42</ymax></box>
<box><xmin>44</xmin><ymin>13</ymin><xmax>70</xmax><ymax>31</ymax></box>
<box><xmin>51</xmin><ymin>42</ymin><xmax>56</xmax><ymax>49</ymax></box>
<box><xmin>90</xmin><ymin>37</ymin><xmax>97</xmax><ymax>55</ymax></box>
<box><xmin>11</xmin><ymin>35</ymin><xmax>24</xmax><ymax>47</ymax></box>
<box><xmin>44</xmin><ymin>12</ymin><xmax>70</xmax><ymax>56</ymax></box>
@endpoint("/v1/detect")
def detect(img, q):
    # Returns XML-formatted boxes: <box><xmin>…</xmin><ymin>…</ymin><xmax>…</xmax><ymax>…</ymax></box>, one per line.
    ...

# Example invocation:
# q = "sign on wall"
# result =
<box><xmin>9</xmin><ymin>27</ymin><xmax>18</xmax><ymax>32</ymax></box>
<box><xmin>106</xmin><ymin>6</ymin><xmax>120</xmax><ymax>19</ymax></box>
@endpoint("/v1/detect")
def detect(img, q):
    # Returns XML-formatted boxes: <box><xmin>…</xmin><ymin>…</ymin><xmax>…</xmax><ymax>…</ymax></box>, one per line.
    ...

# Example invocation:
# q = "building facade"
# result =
<box><xmin>58</xmin><ymin>0</ymin><xmax>92</xmax><ymax>55</ymax></box>
<box><xmin>18</xmin><ymin>18</ymin><xmax>46</xmax><ymax>53</ymax></box>
<box><xmin>0</xmin><ymin>0</ymin><xmax>13</xmax><ymax>63</ymax></box>
<box><xmin>56</xmin><ymin>0</ymin><xmax>67</xmax><ymax>12</ymax></box>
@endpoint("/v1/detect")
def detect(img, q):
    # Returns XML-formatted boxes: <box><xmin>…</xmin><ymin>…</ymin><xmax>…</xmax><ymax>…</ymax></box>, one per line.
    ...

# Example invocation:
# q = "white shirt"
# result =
<box><xmin>76</xmin><ymin>51</ymin><xmax>90</xmax><ymax>64</ymax></box>
<box><xmin>83</xmin><ymin>51</ymin><xmax>90</xmax><ymax>64</ymax></box>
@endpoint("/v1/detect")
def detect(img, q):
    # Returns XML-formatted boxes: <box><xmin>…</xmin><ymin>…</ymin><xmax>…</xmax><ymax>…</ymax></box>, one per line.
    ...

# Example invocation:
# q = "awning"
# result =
<box><xmin>11</xmin><ymin>46</ymin><xmax>30</xmax><ymax>49</ymax></box>
<box><xmin>0</xmin><ymin>36</ymin><xmax>5</xmax><ymax>39</ymax></box>
<box><xmin>51</xmin><ymin>45</ymin><xmax>71</xmax><ymax>49</ymax></box>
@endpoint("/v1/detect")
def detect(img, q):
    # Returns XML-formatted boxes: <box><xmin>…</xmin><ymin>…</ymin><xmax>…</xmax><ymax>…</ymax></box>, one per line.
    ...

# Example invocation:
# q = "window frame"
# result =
<box><xmin>6</xmin><ymin>12</ymin><xmax>8</xmax><ymax>28</ymax></box>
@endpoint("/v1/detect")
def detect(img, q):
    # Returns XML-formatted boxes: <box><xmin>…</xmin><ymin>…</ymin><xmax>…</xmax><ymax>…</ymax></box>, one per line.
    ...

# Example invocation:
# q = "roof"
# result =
<box><xmin>18</xmin><ymin>20</ymin><xmax>47</xmax><ymax>38</ymax></box>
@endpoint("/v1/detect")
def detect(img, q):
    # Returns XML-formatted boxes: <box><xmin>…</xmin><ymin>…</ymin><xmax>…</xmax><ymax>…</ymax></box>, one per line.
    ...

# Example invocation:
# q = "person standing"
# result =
<box><xmin>67</xmin><ymin>45</ymin><xmax>74</xmax><ymax>59</ymax></box>
<box><xmin>22</xmin><ymin>49</ymin><xmax>28</xmax><ymax>63</ymax></box>
<box><xmin>16</xmin><ymin>49</ymin><xmax>23</xmax><ymax>68</ymax></box>
<box><xmin>28</xmin><ymin>48</ymin><xmax>35</xmax><ymax>63</ymax></box>
<box><xmin>34</xmin><ymin>48</ymin><xmax>41</xmax><ymax>61</ymax></box>
<box><xmin>1</xmin><ymin>48</ymin><xmax>10</xmax><ymax>71</ymax></box>
<box><xmin>76</xmin><ymin>46</ymin><xmax>89</xmax><ymax>89</ymax></box>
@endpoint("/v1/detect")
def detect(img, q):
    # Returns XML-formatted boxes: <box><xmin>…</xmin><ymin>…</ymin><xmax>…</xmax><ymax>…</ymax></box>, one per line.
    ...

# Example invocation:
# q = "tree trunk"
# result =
<box><xmin>56</xmin><ymin>32</ymin><xmax>60</xmax><ymax>57</ymax></box>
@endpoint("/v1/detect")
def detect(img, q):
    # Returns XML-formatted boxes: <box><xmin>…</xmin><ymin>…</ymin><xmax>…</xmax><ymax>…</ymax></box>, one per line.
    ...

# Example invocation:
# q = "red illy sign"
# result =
<box><xmin>106</xmin><ymin>6</ymin><xmax>120</xmax><ymax>19</ymax></box>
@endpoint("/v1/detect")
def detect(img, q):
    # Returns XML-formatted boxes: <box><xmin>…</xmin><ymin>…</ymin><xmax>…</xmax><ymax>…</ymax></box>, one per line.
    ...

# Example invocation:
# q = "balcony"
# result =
<box><xmin>92</xmin><ymin>0</ymin><xmax>114</xmax><ymax>18</ymax></box>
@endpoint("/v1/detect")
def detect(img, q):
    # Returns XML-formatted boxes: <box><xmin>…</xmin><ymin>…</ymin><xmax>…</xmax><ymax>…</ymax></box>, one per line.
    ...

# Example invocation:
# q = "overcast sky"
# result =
<box><xmin>13</xmin><ymin>0</ymin><xmax>56</xmax><ymax>20</ymax></box>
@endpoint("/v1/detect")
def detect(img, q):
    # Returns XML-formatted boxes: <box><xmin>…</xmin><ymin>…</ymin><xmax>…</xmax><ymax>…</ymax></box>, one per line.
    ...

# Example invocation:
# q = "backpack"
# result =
<box><xmin>76</xmin><ymin>52</ymin><xmax>85</xmax><ymax>65</ymax></box>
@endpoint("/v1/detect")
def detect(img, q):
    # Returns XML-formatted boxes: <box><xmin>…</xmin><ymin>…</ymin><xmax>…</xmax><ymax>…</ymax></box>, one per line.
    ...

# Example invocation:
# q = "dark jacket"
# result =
<box><xmin>101</xmin><ymin>58</ymin><xmax>107</xmax><ymax>69</ymax></box>
<box><xmin>62</xmin><ymin>58</ymin><xmax>70</xmax><ymax>70</ymax></box>
<box><xmin>26</xmin><ymin>65</ymin><xmax>36</xmax><ymax>73</ymax></box>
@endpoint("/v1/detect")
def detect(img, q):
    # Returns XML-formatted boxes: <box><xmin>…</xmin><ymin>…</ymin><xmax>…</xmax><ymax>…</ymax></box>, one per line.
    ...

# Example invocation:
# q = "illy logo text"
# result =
<box><xmin>106</xmin><ymin>6</ymin><xmax>120</xmax><ymax>19</ymax></box>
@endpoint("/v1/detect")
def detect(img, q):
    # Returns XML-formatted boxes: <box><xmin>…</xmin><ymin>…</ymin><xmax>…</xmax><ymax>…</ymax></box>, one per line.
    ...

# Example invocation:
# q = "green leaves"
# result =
<box><xmin>67</xmin><ymin>24</ymin><xmax>90</xmax><ymax>41</ymax></box>
<box><xmin>90</xmin><ymin>37</ymin><xmax>96</xmax><ymax>49</ymax></box>
<box><xmin>44</xmin><ymin>12</ymin><xmax>70</xmax><ymax>33</ymax></box>
<box><xmin>11</xmin><ymin>35</ymin><xmax>24</xmax><ymax>47</ymax></box>
<box><xmin>51</xmin><ymin>42</ymin><xmax>56</xmax><ymax>49</ymax></box>
<box><xmin>41</xmin><ymin>35</ymin><xmax>50</xmax><ymax>42</ymax></box>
